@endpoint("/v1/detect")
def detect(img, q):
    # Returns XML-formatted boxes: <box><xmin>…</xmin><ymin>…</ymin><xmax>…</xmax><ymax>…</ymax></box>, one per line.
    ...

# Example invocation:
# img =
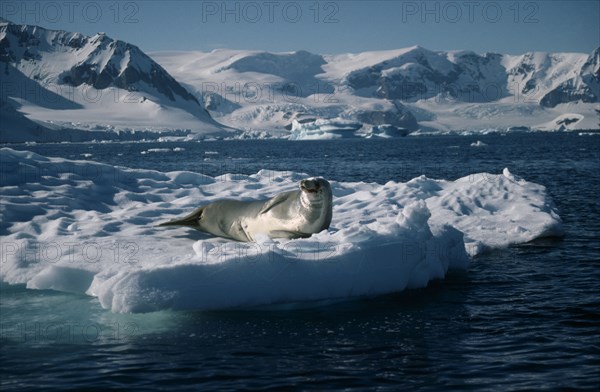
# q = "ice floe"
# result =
<box><xmin>0</xmin><ymin>148</ymin><xmax>563</xmax><ymax>312</ymax></box>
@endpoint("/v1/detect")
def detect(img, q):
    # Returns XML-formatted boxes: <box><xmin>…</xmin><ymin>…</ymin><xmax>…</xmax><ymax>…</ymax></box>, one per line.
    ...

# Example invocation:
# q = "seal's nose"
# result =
<box><xmin>301</xmin><ymin>179</ymin><xmax>320</xmax><ymax>193</ymax></box>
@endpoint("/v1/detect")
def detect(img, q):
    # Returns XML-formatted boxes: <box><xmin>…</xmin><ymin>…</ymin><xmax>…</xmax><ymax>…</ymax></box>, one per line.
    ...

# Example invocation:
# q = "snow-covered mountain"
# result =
<box><xmin>1</xmin><ymin>18</ymin><xmax>597</xmax><ymax>142</ymax></box>
<box><xmin>152</xmin><ymin>45</ymin><xmax>599</xmax><ymax>137</ymax></box>
<box><xmin>0</xmin><ymin>19</ymin><xmax>227</xmax><ymax>142</ymax></box>
<box><xmin>536</xmin><ymin>48</ymin><xmax>600</xmax><ymax>108</ymax></box>
<box><xmin>342</xmin><ymin>46</ymin><xmax>598</xmax><ymax>105</ymax></box>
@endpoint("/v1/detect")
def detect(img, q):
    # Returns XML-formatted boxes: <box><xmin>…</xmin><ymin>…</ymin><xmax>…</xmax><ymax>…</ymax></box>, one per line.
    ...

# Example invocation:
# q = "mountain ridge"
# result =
<box><xmin>0</xmin><ymin>19</ymin><xmax>226</xmax><ymax>142</ymax></box>
<box><xmin>1</xmin><ymin>18</ymin><xmax>598</xmax><ymax>142</ymax></box>
<box><xmin>151</xmin><ymin>44</ymin><xmax>599</xmax><ymax>136</ymax></box>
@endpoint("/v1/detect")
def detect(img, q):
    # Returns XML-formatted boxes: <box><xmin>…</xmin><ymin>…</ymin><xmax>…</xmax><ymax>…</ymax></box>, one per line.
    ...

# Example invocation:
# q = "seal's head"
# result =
<box><xmin>298</xmin><ymin>177</ymin><xmax>333</xmax><ymax>231</ymax></box>
<box><xmin>300</xmin><ymin>177</ymin><xmax>327</xmax><ymax>193</ymax></box>
<box><xmin>300</xmin><ymin>177</ymin><xmax>332</xmax><ymax>203</ymax></box>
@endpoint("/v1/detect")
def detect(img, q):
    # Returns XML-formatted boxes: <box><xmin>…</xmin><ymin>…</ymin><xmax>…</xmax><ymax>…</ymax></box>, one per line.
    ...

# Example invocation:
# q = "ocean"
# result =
<box><xmin>1</xmin><ymin>132</ymin><xmax>599</xmax><ymax>390</ymax></box>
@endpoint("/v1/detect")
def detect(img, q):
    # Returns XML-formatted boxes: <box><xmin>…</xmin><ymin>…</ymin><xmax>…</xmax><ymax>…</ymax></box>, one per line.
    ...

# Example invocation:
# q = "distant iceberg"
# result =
<box><xmin>367</xmin><ymin>124</ymin><xmax>411</xmax><ymax>138</ymax></box>
<box><xmin>470</xmin><ymin>140</ymin><xmax>488</xmax><ymax>147</ymax></box>
<box><xmin>289</xmin><ymin>118</ymin><xmax>363</xmax><ymax>140</ymax></box>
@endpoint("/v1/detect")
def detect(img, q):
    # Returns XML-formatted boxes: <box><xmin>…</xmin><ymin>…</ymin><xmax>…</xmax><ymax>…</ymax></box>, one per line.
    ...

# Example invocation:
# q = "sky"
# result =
<box><xmin>1</xmin><ymin>0</ymin><xmax>599</xmax><ymax>55</ymax></box>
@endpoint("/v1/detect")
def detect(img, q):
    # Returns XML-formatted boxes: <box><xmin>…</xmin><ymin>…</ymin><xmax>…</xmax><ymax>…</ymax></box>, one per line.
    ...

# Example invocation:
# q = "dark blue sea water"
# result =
<box><xmin>1</xmin><ymin>133</ymin><xmax>599</xmax><ymax>391</ymax></box>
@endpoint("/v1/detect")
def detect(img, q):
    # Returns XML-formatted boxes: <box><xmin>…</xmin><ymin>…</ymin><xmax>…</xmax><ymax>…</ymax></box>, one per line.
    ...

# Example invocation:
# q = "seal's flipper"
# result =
<box><xmin>157</xmin><ymin>206</ymin><xmax>204</xmax><ymax>228</ymax></box>
<box><xmin>259</xmin><ymin>192</ymin><xmax>292</xmax><ymax>215</ymax></box>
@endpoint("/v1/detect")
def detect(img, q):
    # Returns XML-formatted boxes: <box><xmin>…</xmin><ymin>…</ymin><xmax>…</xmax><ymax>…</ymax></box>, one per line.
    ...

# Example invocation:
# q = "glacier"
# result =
<box><xmin>152</xmin><ymin>46</ymin><xmax>599</xmax><ymax>137</ymax></box>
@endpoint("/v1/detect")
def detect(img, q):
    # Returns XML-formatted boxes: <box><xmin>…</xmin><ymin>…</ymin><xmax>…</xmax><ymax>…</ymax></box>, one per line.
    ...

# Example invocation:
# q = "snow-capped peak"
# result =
<box><xmin>0</xmin><ymin>20</ymin><xmax>227</xmax><ymax>142</ymax></box>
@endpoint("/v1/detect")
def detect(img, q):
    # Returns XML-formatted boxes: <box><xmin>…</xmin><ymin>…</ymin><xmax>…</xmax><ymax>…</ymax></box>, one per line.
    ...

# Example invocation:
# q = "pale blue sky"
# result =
<box><xmin>2</xmin><ymin>1</ymin><xmax>599</xmax><ymax>54</ymax></box>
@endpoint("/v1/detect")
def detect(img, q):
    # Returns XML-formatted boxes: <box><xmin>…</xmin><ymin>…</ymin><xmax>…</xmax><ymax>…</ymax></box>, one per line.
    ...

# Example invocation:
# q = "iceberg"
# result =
<box><xmin>0</xmin><ymin>148</ymin><xmax>563</xmax><ymax>312</ymax></box>
<box><xmin>289</xmin><ymin>119</ymin><xmax>363</xmax><ymax>140</ymax></box>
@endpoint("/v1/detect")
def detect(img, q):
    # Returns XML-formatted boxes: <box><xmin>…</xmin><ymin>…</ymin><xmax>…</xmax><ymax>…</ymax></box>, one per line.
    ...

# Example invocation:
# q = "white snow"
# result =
<box><xmin>3</xmin><ymin>15</ymin><xmax>596</xmax><ymax>142</ymax></box>
<box><xmin>535</xmin><ymin>112</ymin><xmax>587</xmax><ymax>131</ymax></box>
<box><xmin>0</xmin><ymin>148</ymin><xmax>564</xmax><ymax>313</ymax></box>
<box><xmin>502</xmin><ymin>51</ymin><xmax>588</xmax><ymax>100</ymax></box>
<box><xmin>2</xmin><ymin>16</ymin><xmax>597</xmax><ymax>142</ymax></box>
<box><xmin>0</xmin><ymin>22</ymin><xmax>227</xmax><ymax>142</ymax></box>
<box><xmin>150</xmin><ymin>47</ymin><xmax>598</xmax><ymax>136</ymax></box>
<box><xmin>410</xmin><ymin>101</ymin><xmax>599</xmax><ymax>135</ymax></box>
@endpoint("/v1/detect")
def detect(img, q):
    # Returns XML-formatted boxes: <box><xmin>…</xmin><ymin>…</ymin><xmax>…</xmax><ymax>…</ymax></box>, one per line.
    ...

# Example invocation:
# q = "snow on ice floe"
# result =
<box><xmin>0</xmin><ymin>148</ymin><xmax>564</xmax><ymax>313</ymax></box>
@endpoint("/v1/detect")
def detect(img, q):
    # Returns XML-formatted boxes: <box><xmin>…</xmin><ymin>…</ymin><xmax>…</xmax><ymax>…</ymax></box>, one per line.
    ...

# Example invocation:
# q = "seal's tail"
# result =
<box><xmin>157</xmin><ymin>206</ymin><xmax>204</xmax><ymax>228</ymax></box>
